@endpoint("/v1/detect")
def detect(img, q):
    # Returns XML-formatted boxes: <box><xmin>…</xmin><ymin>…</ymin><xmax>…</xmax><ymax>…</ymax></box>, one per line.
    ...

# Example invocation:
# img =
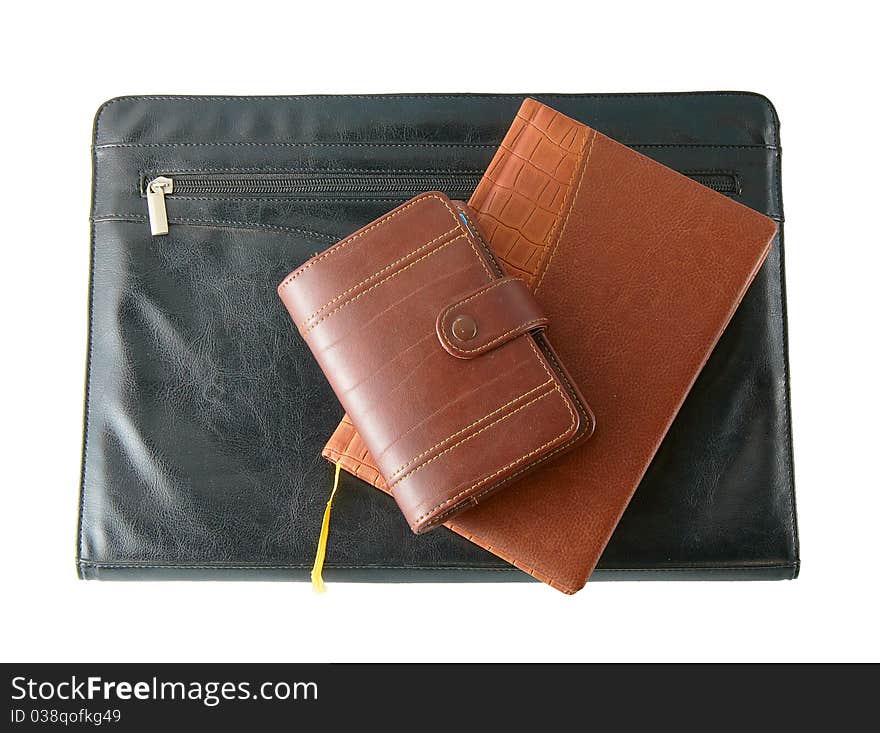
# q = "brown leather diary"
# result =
<box><xmin>322</xmin><ymin>98</ymin><xmax>778</xmax><ymax>592</ymax></box>
<box><xmin>278</xmin><ymin>192</ymin><xmax>594</xmax><ymax>534</ymax></box>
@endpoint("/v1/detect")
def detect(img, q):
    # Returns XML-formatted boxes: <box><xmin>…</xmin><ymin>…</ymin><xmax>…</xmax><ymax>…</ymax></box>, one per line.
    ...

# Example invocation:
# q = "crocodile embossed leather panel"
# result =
<box><xmin>324</xmin><ymin>99</ymin><xmax>777</xmax><ymax>592</ymax></box>
<box><xmin>468</xmin><ymin>100</ymin><xmax>590</xmax><ymax>285</ymax></box>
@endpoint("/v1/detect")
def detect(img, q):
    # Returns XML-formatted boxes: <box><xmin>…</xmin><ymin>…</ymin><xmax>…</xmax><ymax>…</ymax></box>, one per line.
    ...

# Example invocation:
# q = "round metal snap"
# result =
<box><xmin>451</xmin><ymin>315</ymin><xmax>478</xmax><ymax>341</ymax></box>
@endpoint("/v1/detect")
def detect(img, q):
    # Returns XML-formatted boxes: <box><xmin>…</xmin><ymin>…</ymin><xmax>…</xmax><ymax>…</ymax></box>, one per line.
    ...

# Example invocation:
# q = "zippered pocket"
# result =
<box><xmin>143</xmin><ymin>171</ymin><xmax>484</xmax><ymax>236</ymax></box>
<box><xmin>143</xmin><ymin>169</ymin><xmax>740</xmax><ymax>236</ymax></box>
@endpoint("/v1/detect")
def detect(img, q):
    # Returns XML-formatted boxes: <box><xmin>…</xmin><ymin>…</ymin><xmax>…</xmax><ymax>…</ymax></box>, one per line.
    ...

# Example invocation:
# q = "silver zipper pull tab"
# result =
<box><xmin>146</xmin><ymin>176</ymin><xmax>173</xmax><ymax>235</ymax></box>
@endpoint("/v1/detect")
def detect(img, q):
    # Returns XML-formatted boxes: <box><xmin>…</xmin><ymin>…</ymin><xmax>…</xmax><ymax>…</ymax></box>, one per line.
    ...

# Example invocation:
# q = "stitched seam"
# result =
<box><xmin>444</xmin><ymin>317</ymin><xmax>546</xmax><ymax>356</ymax></box>
<box><xmin>536</xmin><ymin>333</ymin><xmax>593</xmax><ymax>435</ymax></box>
<box><xmin>459</xmin><ymin>207</ymin><xmax>516</xmax><ymax>283</ymax></box>
<box><xmin>301</xmin><ymin>234</ymin><xmax>466</xmax><ymax>334</ymax></box>
<box><xmin>98</xmin><ymin>141</ymin><xmax>499</xmax><ymax>150</ymax></box>
<box><xmin>392</xmin><ymin>388</ymin><xmax>557</xmax><ymax>491</ymax></box>
<box><xmin>77</xmin><ymin>560</ymin><xmax>798</xmax><ymax>572</ymax></box>
<box><xmin>386</xmin><ymin>378</ymin><xmax>554</xmax><ymax>481</ymax></box>
<box><xmin>454</xmin><ymin>213</ymin><xmax>556</xmax><ymax>388</ymax></box>
<box><xmin>140</xmin><ymin>166</ymin><xmax>485</xmax><ymax>178</ymax></box>
<box><xmin>423</xmin><ymin>374</ymin><xmax>585</xmax><ymax>534</ymax></box>
<box><xmin>375</xmin><ymin>206</ymin><xmax>565</xmax><ymax>486</ymax></box>
<box><xmin>444</xmin><ymin>350</ymin><xmax>593</xmax><ymax>589</ymax></box>
<box><xmin>411</xmin><ymin>384</ymin><xmax>576</xmax><ymax>526</ymax></box>
<box><xmin>160</xmin><ymin>196</ymin><xmax>453</xmax><ymax>204</ymax></box>
<box><xmin>278</xmin><ymin>193</ymin><xmax>457</xmax><ymax>290</ymax></box>
<box><xmin>438</xmin><ymin>278</ymin><xmax>542</xmax><ymax>355</ymax></box>
<box><xmin>452</xmin><ymin>205</ymin><xmax>578</xmax><ymax>483</ymax></box>
<box><xmin>447</xmin><ymin>433</ymin><xmax>573</xmax><ymax>586</ymax></box>
<box><xmin>302</xmin><ymin>226</ymin><xmax>459</xmax><ymax>325</ymax></box>
<box><xmin>96</xmin><ymin>141</ymin><xmax>779</xmax><ymax>151</ymax></box>
<box><xmin>390</xmin><ymin>334</ymin><xmax>571</xmax><ymax>492</ymax></box>
<box><xmin>771</xmin><ymin>135</ymin><xmax>799</xmax><ymax>566</ymax></box>
<box><xmin>77</xmin><ymin>561</ymin><xmax>515</xmax><ymax>571</ymax></box>
<box><xmin>534</xmin><ymin>129</ymin><xmax>599</xmax><ymax>293</ymax></box>
<box><xmin>91</xmin><ymin>215</ymin><xmax>337</xmax><ymax>242</ymax></box>
<box><xmin>439</xmin><ymin>278</ymin><xmax>514</xmax><ymax>328</ymax></box>
<box><xmin>93</xmin><ymin>93</ymin><xmax>780</xmax><ymax>147</ymax></box>
<box><xmin>460</xmin><ymin>216</ymin><xmax>495</xmax><ymax>279</ymax></box>
<box><xmin>77</xmin><ymin>128</ymin><xmax>101</xmax><ymax>566</ymax></box>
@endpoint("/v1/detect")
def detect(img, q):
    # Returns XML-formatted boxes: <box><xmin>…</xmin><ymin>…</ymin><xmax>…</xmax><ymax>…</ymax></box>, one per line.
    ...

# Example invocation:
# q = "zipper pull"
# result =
<box><xmin>146</xmin><ymin>176</ymin><xmax>173</xmax><ymax>235</ymax></box>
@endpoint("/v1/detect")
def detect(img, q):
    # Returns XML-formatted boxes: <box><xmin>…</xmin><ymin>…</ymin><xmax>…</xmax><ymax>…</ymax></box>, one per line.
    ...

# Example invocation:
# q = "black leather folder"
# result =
<box><xmin>78</xmin><ymin>93</ymin><xmax>799</xmax><ymax>581</ymax></box>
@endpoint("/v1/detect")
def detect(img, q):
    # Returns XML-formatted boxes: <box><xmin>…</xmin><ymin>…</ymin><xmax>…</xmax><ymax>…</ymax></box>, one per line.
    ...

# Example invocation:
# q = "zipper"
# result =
<box><xmin>145</xmin><ymin>176</ymin><xmax>174</xmax><ymax>235</ymax></box>
<box><xmin>143</xmin><ymin>169</ymin><xmax>740</xmax><ymax>236</ymax></box>
<box><xmin>684</xmin><ymin>171</ymin><xmax>739</xmax><ymax>195</ymax></box>
<box><xmin>143</xmin><ymin>171</ymin><xmax>483</xmax><ymax>235</ymax></box>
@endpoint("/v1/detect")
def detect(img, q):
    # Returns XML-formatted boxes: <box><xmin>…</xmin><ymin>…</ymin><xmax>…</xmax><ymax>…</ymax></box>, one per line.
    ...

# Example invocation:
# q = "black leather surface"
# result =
<box><xmin>78</xmin><ymin>93</ymin><xmax>799</xmax><ymax>581</ymax></box>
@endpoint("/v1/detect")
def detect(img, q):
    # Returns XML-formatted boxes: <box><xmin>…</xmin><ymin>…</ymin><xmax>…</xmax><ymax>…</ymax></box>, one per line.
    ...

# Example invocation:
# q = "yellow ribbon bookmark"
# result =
<box><xmin>311</xmin><ymin>462</ymin><xmax>342</xmax><ymax>593</ymax></box>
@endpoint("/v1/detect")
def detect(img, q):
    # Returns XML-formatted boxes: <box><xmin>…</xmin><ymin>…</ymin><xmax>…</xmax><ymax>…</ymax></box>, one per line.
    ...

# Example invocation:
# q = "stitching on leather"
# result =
<box><xmin>77</xmin><ymin>559</ymin><xmax>798</xmax><ymax>572</ymax></box>
<box><xmin>93</xmin><ymin>93</ymin><xmax>780</xmax><ymax>148</ymax></box>
<box><xmin>440</xmin><ymin>281</ymin><xmax>547</xmax><ymax>356</ymax></box>
<box><xmin>391</xmin><ymin>387</ymin><xmax>557</xmax><ymax>491</ymax></box>
<box><xmin>165</xmin><ymin>197</ymin><xmax>459</xmax><ymax>204</ymax></box>
<box><xmin>77</xmin><ymin>561</ymin><xmax>515</xmax><ymax>571</ymax></box>
<box><xmin>410</xmin><ymin>384</ymin><xmax>576</xmax><ymax>526</ymax></box>
<box><xmin>459</xmin><ymin>209</ymin><xmax>499</xmax><ymax>271</ymax></box>
<box><xmin>439</xmin><ymin>278</ymin><xmax>514</xmax><ymax>331</ymax></box>
<box><xmin>155</xmin><ymin>197</ymin><xmax>425</xmax><ymax>203</ymax></box>
<box><xmin>385</xmin><ymin>210</ymin><xmax>577</xmax><ymax>502</ymax></box>
<box><xmin>77</xmin><ymin>136</ymin><xmax>101</xmax><ymax>566</ymax></box>
<box><xmin>775</xmin><ymin>231</ymin><xmax>799</xmax><ymax>564</ymax></box>
<box><xmin>443</xmin><ymin>393</ymin><xmax>591</xmax><ymax>586</ymax></box>
<box><xmin>315</xmin><ymin>205</ymin><xmax>585</xmax><ymax>543</ymax></box>
<box><xmin>458</xmin><ymin>213</ymin><xmax>495</xmax><ymax>279</ymax></box>
<box><xmin>534</xmin><ymin>129</ymin><xmax>598</xmax><ymax>293</ymax></box>
<box><xmin>98</xmin><ymin>141</ymin><xmax>499</xmax><ymax>150</ymax></box>
<box><xmin>436</xmin><ymin>205</ymin><xmax>576</xmax><ymax>491</ymax></box>
<box><xmin>397</xmin><ymin>335</ymin><xmax>578</xmax><ymax>520</ymax></box>
<box><xmin>423</xmin><ymin>351</ymin><xmax>587</xmax><ymax>532</ymax></box>
<box><xmin>441</xmin><ymin>339</ymin><xmax>594</xmax><ymax>582</ymax></box>
<box><xmin>302</xmin><ymin>226</ymin><xmax>459</xmax><ymax>325</ymax></box>
<box><xmin>301</xmin><ymin>233</ymin><xmax>466</xmax><ymax>334</ymax></box>
<box><xmin>771</xmin><ymin>139</ymin><xmax>798</xmax><ymax>564</ymax></box>
<box><xmin>140</xmin><ymin>166</ymin><xmax>484</xmax><ymax>177</ymax></box>
<box><xmin>386</xmin><ymin>378</ymin><xmax>554</xmax><ymax>482</ymax></box>
<box><xmin>278</xmin><ymin>193</ymin><xmax>458</xmax><ymax>290</ymax></box>
<box><xmin>437</xmin><ymin>278</ymin><xmax>542</xmax><ymax>355</ymax></box>
<box><xmin>322</xmin><ymin>208</ymin><xmax>561</xmax><ymax>488</ymax></box>
<box><xmin>444</xmin><ymin>318</ymin><xmax>546</xmax><ymax>356</ymax></box>
<box><xmin>91</xmin><ymin>215</ymin><xmax>338</xmax><ymax>242</ymax></box>
<box><xmin>98</xmin><ymin>140</ymin><xmax>779</xmax><ymax>151</ymax></box>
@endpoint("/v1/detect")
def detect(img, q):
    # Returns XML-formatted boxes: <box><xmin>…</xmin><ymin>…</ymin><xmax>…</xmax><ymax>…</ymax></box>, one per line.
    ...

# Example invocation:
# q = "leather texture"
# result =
<box><xmin>78</xmin><ymin>93</ymin><xmax>798</xmax><ymax>582</ymax></box>
<box><xmin>436</xmin><ymin>276</ymin><xmax>548</xmax><ymax>359</ymax></box>
<box><xmin>325</xmin><ymin>99</ymin><xmax>779</xmax><ymax>592</ymax></box>
<box><xmin>277</xmin><ymin>193</ymin><xmax>591</xmax><ymax>533</ymax></box>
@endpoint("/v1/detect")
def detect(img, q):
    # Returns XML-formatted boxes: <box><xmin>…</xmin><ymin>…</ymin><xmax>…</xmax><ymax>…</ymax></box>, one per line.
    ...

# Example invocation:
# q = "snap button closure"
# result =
<box><xmin>451</xmin><ymin>315</ymin><xmax>478</xmax><ymax>341</ymax></box>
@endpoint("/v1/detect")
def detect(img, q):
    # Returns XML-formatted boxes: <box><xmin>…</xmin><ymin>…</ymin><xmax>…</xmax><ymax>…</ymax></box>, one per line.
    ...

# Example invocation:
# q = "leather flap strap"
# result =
<box><xmin>436</xmin><ymin>276</ymin><xmax>548</xmax><ymax>359</ymax></box>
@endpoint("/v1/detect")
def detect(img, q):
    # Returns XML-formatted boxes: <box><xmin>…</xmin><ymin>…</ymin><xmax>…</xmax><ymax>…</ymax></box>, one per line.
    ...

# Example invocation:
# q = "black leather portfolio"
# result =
<box><xmin>78</xmin><ymin>93</ymin><xmax>799</xmax><ymax>581</ymax></box>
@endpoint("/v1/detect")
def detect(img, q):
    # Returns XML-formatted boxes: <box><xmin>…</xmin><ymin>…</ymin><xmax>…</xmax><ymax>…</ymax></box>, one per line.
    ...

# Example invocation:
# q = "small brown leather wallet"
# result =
<box><xmin>278</xmin><ymin>192</ymin><xmax>594</xmax><ymax>533</ymax></box>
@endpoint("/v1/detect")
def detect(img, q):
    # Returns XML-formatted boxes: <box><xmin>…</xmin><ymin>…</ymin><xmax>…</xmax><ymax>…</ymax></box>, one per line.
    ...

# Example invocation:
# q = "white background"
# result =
<box><xmin>2</xmin><ymin>1</ymin><xmax>877</xmax><ymax>662</ymax></box>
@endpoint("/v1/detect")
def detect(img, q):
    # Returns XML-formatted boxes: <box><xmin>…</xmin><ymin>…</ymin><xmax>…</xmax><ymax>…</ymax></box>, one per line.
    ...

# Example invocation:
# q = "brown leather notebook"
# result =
<box><xmin>278</xmin><ymin>193</ymin><xmax>593</xmax><ymax>533</ymax></box>
<box><xmin>324</xmin><ymin>99</ymin><xmax>778</xmax><ymax>592</ymax></box>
